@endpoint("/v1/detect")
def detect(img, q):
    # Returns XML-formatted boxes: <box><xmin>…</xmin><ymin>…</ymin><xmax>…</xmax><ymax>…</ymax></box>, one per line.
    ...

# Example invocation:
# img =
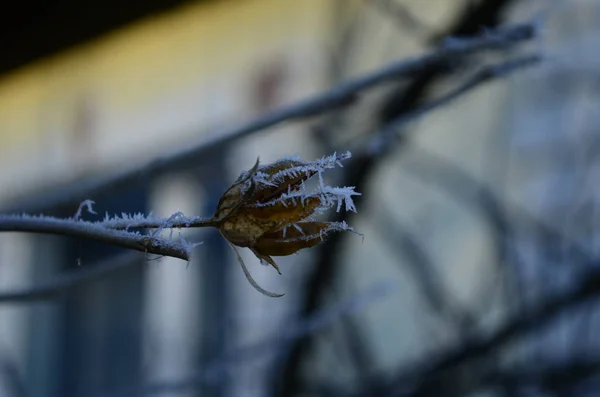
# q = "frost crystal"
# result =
<box><xmin>74</xmin><ymin>200</ymin><xmax>97</xmax><ymax>220</ymax></box>
<box><xmin>210</xmin><ymin>151</ymin><xmax>363</xmax><ymax>297</ymax></box>
<box><xmin>245</xmin><ymin>151</ymin><xmax>360</xmax><ymax>215</ymax></box>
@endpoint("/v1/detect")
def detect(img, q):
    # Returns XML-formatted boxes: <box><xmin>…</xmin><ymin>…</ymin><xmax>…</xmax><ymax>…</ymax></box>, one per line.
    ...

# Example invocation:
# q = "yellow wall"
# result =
<box><xmin>0</xmin><ymin>0</ymin><xmax>329</xmax><ymax>149</ymax></box>
<box><xmin>0</xmin><ymin>0</ymin><xmax>333</xmax><ymax>203</ymax></box>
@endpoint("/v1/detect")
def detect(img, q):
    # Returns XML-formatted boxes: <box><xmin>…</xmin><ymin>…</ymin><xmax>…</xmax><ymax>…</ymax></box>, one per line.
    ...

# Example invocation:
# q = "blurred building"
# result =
<box><xmin>1</xmin><ymin>0</ymin><xmax>600</xmax><ymax>397</ymax></box>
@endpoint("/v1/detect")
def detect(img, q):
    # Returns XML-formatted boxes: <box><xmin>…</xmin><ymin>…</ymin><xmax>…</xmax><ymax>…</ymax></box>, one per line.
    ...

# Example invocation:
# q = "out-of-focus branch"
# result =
<box><xmin>383</xmin><ymin>263</ymin><xmax>600</xmax><ymax>396</ymax></box>
<box><xmin>404</xmin><ymin>147</ymin><xmax>592</xmax><ymax>267</ymax></box>
<box><xmin>366</xmin><ymin>0</ymin><xmax>434</xmax><ymax>40</ymax></box>
<box><xmin>0</xmin><ymin>251</ymin><xmax>140</xmax><ymax>303</ymax></box>
<box><xmin>0</xmin><ymin>225</ymin><xmax>214</xmax><ymax>304</ymax></box>
<box><xmin>0</xmin><ymin>354</ymin><xmax>27</xmax><ymax>397</ymax></box>
<box><xmin>0</xmin><ymin>215</ymin><xmax>194</xmax><ymax>260</ymax></box>
<box><xmin>277</xmin><ymin>54</ymin><xmax>541</xmax><ymax>397</ymax></box>
<box><xmin>3</xmin><ymin>22</ymin><xmax>537</xmax><ymax>215</ymax></box>
<box><xmin>109</xmin><ymin>280</ymin><xmax>397</xmax><ymax>397</ymax></box>
<box><xmin>308</xmin><ymin>54</ymin><xmax>542</xmax><ymax>396</ymax></box>
<box><xmin>331</xmin><ymin>357</ymin><xmax>600</xmax><ymax>396</ymax></box>
<box><xmin>372</xmin><ymin>213</ymin><xmax>475</xmax><ymax>332</ymax></box>
<box><xmin>277</xmin><ymin>2</ymin><xmax>539</xmax><ymax>391</ymax></box>
<box><xmin>485</xmin><ymin>358</ymin><xmax>600</xmax><ymax>394</ymax></box>
<box><xmin>366</xmin><ymin>54</ymin><xmax>543</xmax><ymax>157</ymax></box>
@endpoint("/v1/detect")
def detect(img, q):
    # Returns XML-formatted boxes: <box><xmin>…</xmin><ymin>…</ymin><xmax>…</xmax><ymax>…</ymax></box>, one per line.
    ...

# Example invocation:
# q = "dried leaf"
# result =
<box><xmin>219</xmin><ymin>213</ymin><xmax>270</xmax><ymax>247</ymax></box>
<box><xmin>250</xmin><ymin>248</ymin><xmax>281</xmax><ymax>274</ymax></box>
<box><xmin>244</xmin><ymin>196</ymin><xmax>321</xmax><ymax>231</ymax></box>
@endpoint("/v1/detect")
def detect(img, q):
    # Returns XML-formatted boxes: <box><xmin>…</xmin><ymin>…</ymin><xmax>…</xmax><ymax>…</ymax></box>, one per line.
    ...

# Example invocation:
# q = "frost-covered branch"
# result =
<box><xmin>0</xmin><ymin>214</ymin><xmax>194</xmax><ymax>260</ymax></box>
<box><xmin>97</xmin><ymin>212</ymin><xmax>219</xmax><ymax>230</ymax></box>
<box><xmin>0</xmin><ymin>152</ymin><xmax>361</xmax><ymax>298</ymax></box>
<box><xmin>4</xmin><ymin>22</ymin><xmax>538</xmax><ymax>215</ymax></box>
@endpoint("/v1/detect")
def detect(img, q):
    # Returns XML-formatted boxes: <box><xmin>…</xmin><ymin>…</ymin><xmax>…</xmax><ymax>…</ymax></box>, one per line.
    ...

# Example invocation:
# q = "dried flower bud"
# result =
<box><xmin>212</xmin><ymin>152</ymin><xmax>361</xmax><ymax>297</ymax></box>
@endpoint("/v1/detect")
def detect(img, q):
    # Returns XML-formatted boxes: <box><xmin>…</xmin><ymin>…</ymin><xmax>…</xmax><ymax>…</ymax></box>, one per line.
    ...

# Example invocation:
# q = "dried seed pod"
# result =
<box><xmin>253</xmin><ymin>222</ymin><xmax>345</xmax><ymax>256</ymax></box>
<box><xmin>212</xmin><ymin>152</ymin><xmax>361</xmax><ymax>297</ymax></box>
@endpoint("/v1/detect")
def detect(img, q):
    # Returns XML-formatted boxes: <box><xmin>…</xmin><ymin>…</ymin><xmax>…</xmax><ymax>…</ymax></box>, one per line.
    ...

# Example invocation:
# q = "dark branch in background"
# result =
<box><xmin>365</xmin><ymin>55</ymin><xmax>541</xmax><ymax>156</ymax></box>
<box><xmin>0</xmin><ymin>354</ymin><xmax>27</xmax><ymax>397</ymax></box>
<box><xmin>366</xmin><ymin>0</ymin><xmax>435</xmax><ymax>41</ymax></box>
<box><xmin>381</xmin><ymin>262</ymin><xmax>600</xmax><ymax>397</ymax></box>
<box><xmin>372</xmin><ymin>213</ymin><xmax>476</xmax><ymax>333</ymax></box>
<box><xmin>485</xmin><ymin>358</ymin><xmax>600</xmax><ymax>395</ymax></box>
<box><xmin>278</xmin><ymin>54</ymin><xmax>541</xmax><ymax>396</ymax></box>
<box><xmin>0</xmin><ymin>226</ymin><xmax>216</xmax><ymax>304</ymax></box>
<box><xmin>378</xmin><ymin>149</ymin><xmax>600</xmax><ymax>396</ymax></box>
<box><xmin>275</xmin><ymin>1</ymin><xmax>526</xmax><ymax>395</ymax></box>
<box><xmin>400</xmin><ymin>149</ymin><xmax>516</xmax><ymax>318</ymax></box>
<box><xmin>403</xmin><ymin>149</ymin><xmax>594</xmax><ymax>279</ymax></box>
<box><xmin>402</xmin><ymin>146</ymin><xmax>596</xmax><ymax>363</ymax></box>
<box><xmin>2</xmin><ymin>22</ymin><xmax>535</xmax><ymax>216</ymax></box>
<box><xmin>413</xmin><ymin>146</ymin><xmax>600</xmax><ymax>372</ymax></box>
<box><xmin>106</xmin><ymin>280</ymin><xmax>396</xmax><ymax>397</ymax></box>
<box><xmin>0</xmin><ymin>251</ymin><xmax>140</xmax><ymax>303</ymax></box>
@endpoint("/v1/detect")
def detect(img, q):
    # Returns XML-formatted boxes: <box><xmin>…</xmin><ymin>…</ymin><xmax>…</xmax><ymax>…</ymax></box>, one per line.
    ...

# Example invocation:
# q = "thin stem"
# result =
<box><xmin>99</xmin><ymin>215</ymin><xmax>220</xmax><ymax>230</ymax></box>
<box><xmin>222</xmin><ymin>232</ymin><xmax>284</xmax><ymax>298</ymax></box>
<box><xmin>366</xmin><ymin>54</ymin><xmax>543</xmax><ymax>156</ymax></box>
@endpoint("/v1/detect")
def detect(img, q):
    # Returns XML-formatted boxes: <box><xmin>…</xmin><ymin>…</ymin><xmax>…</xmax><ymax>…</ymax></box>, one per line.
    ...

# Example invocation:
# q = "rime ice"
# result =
<box><xmin>212</xmin><ymin>152</ymin><xmax>362</xmax><ymax>297</ymax></box>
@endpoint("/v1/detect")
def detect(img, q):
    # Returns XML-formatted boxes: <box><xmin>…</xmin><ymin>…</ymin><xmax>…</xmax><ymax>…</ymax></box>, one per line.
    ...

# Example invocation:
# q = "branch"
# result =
<box><xmin>384</xmin><ymin>263</ymin><xmax>600</xmax><ymax>396</ymax></box>
<box><xmin>97</xmin><ymin>212</ymin><xmax>219</xmax><ymax>230</ymax></box>
<box><xmin>403</xmin><ymin>147</ymin><xmax>593</xmax><ymax>267</ymax></box>
<box><xmin>366</xmin><ymin>54</ymin><xmax>543</xmax><ymax>156</ymax></box>
<box><xmin>366</xmin><ymin>0</ymin><xmax>434</xmax><ymax>41</ymax></box>
<box><xmin>108</xmin><ymin>281</ymin><xmax>397</xmax><ymax>397</ymax></box>
<box><xmin>277</xmin><ymin>50</ymin><xmax>542</xmax><ymax>397</ymax></box>
<box><xmin>0</xmin><ymin>215</ymin><xmax>193</xmax><ymax>260</ymax></box>
<box><xmin>3</xmin><ymin>22</ymin><xmax>538</xmax><ymax>215</ymax></box>
<box><xmin>0</xmin><ymin>251</ymin><xmax>140</xmax><ymax>303</ymax></box>
<box><xmin>372</xmin><ymin>212</ymin><xmax>475</xmax><ymax>331</ymax></box>
<box><xmin>486</xmin><ymin>359</ymin><xmax>600</xmax><ymax>393</ymax></box>
<box><xmin>0</xmin><ymin>353</ymin><xmax>27</xmax><ymax>397</ymax></box>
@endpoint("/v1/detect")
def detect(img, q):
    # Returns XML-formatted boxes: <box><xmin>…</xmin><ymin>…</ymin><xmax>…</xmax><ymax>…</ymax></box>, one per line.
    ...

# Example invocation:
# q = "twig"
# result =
<box><xmin>366</xmin><ymin>54</ymin><xmax>543</xmax><ymax>156</ymax></box>
<box><xmin>484</xmin><ymin>358</ymin><xmax>600</xmax><ymax>393</ymax></box>
<box><xmin>0</xmin><ymin>215</ymin><xmax>192</xmax><ymax>260</ymax></box>
<box><xmin>366</xmin><ymin>0</ymin><xmax>434</xmax><ymax>40</ymax></box>
<box><xmin>384</xmin><ymin>263</ymin><xmax>600</xmax><ymax>396</ymax></box>
<box><xmin>0</xmin><ymin>353</ymin><xmax>28</xmax><ymax>397</ymax></box>
<box><xmin>3</xmin><ymin>22</ymin><xmax>538</xmax><ymax>215</ymax></box>
<box><xmin>98</xmin><ymin>213</ymin><xmax>219</xmax><ymax>230</ymax></box>
<box><xmin>372</xmin><ymin>212</ymin><xmax>475</xmax><ymax>332</ymax></box>
<box><xmin>277</xmin><ymin>52</ymin><xmax>542</xmax><ymax>397</ymax></box>
<box><xmin>112</xmin><ymin>280</ymin><xmax>397</xmax><ymax>397</ymax></box>
<box><xmin>404</xmin><ymin>146</ymin><xmax>592</xmax><ymax>266</ymax></box>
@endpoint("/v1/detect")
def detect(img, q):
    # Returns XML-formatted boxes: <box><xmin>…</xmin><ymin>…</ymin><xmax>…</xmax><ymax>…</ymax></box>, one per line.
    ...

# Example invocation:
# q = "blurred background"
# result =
<box><xmin>0</xmin><ymin>0</ymin><xmax>599</xmax><ymax>396</ymax></box>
